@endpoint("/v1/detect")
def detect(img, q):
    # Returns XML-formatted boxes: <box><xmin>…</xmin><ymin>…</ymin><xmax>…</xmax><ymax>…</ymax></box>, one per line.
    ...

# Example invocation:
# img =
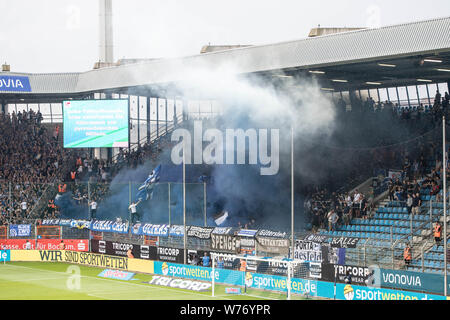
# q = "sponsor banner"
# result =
<box><xmin>148</xmin><ymin>275</ymin><xmax>211</xmax><ymax>292</ymax></box>
<box><xmin>138</xmin><ymin>245</ymin><xmax>157</xmax><ymax>260</ymax></box>
<box><xmin>188</xmin><ymin>250</ymin><xmax>240</xmax><ymax>269</ymax></box>
<box><xmin>225</xmin><ymin>287</ymin><xmax>242</xmax><ymax>294</ymax></box>
<box><xmin>338</xmin><ymin>283</ymin><xmax>446</xmax><ymax>300</ymax></box>
<box><xmin>91</xmin><ymin>240</ymin><xmax>183</xmax><ymax>263</ymax></box>
<box><xmin>0</xmin><ymin>75</ymin><xmax>32</xmax><ymax>92</ymax></box>
<box><xmin>91</xmin><ymin>239</ymin><xmax>143</xmax><ymax>258</ymax></box>
<box><xmin>0</xmin><ymin>250</ymin><xmax>10</xmax><ymax>262</ymax></box>
<box><xmin>127</xmin><ymin>258</ymin><xmax>154</xmax><ymax>274</ymax></box>
<box><xmin>330</xmin><ymin>237</ymin><xmax>359</xmax><ymax>249</ymax></box>
<box><xmin>10</xmin><ymin>250</ymin><xmax>42</xmax><ymax>261</ymax></box>
<box><xmin>155</xmin><ymin>261</ymin><xmax>222</xmax><ymax>281</ymax></box>
<box><xmin>237</xmin><ymin>229</ymin><xmax>258</xmax><ymax>237</ymax></box>
<box><xmin>9</xmin><ymin>249</ymin><xmax>154</xmax><ymax>274</ymax></box>
<box><xmin>256</xmin><ymin>259</ymin><xmax>307</xmax><ymax>277</ymax></box>
<box><xmin>9</xmin><ymin>224</ymin><xmax>31</xmax><ymax>237</ymax></box>
<box><xmin>132</xmin><ymin>224</ymin><xmax>169</xmax><ymax>237</ymax></box>
<box><xmin>211</xmin><ymin>234</ymin><xmax>237</xmax><ymax>252</ymax></box>
<box><xmin>378</xmin><ymin>268</ymin><xmax>446</xmax><ymax>295</ymax></box>
<box><xmin>169</xmin><ymin>225</ymin><xmax>186</xmax><ymax>237</ymax></box>
<box><xmin>256</xmin><ymin>229</ymin><xmax>287</xmax><ymax>238</ymax></box>
<box><xmin>36</xmin><ymin>239</ymin><xmax>88</xmax><ymax>252</ymax></box>
<box><xmin>153</xmin><ymin>260</ymin><xmax>448</xmax><ymax>299</ymax></box>
<box><xmin>309</xmin><ymin>262</ymin><xmax>322</xmax><ymax>279</ymax></box>
<box><xmin>187</xmin><ymin>226</ymin><xmax>213</xmax><ymax>239</ymax></box>
<box><xmin>321</xmin><ymin>264</ymin><xmax>370</xmax><ymax>285</ymax></box>
<box><xmin>157</xmin><ymin>246</ymin><xmax>184</xmax><ymax>263</ymax></box>
<box><xmin>98</xmin><ymin>269</ymin><xmax>135</xmax><ymax>281</ymax></box>
<box><xmin>211</xmin><ymin>252</ymin><xmax>240</xmax><ymax>269</ymax></box>
<box><xmin>0</xmin><ymin>239</ymin><xmax>88</xmax><ymax>251</ymax></box>
<box><xmin>64</xmin><ymin>251</ymin><xmax>129</xmax><ymax>269</ymax></box>
<box><xmin>212</xmin><ymin>227</ymin><xmax>233</xmax><ymax>235</ymax></box>
<box><xmin>245</xmin><ymin>272</ymin><xmax>318</xmax><ymax>296</ymax></box>
<box><xmin>0</xmin><ymin>239</ymin><xmax>34</xmax><ymax>250</ymax></box>
<box><xmin>90</xmin><ymin>220</ymin><xmax>129</xmax><ymax>234</ymax></box>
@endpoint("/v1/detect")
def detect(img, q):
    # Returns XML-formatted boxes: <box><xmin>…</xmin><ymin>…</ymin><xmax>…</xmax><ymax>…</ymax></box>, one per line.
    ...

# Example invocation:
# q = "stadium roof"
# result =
<box><xmin>1</xmin><ymin>16</ymin><xmax>449</xmax><ymax>99</ymax></box>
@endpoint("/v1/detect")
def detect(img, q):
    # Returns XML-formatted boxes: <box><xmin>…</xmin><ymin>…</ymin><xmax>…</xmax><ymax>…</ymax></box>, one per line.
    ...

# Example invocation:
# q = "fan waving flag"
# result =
<box><xmin>214</xmin><ymin>211</ymin><xmax>229</xmax><ymax>226</ymax></box>
<box><xmin>136</xmin><ymin>164</ymin><xmax>161</xmax><ymax>202</ymax></box>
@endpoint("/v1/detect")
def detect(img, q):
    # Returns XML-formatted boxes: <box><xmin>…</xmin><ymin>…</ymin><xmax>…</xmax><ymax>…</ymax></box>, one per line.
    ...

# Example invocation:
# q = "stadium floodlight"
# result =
<box><xmin>273</xmin><ymin>75</ymin><xmax>293</xmax><ymax>78</ymax></box>
<box><xmin>366</xmin><ymin>82</ymin><xmax>382</xmax><ymax>85</ymax></box>
<box><xmin>417</xmin><ymin>79</ymin><xmax>433</xmax><ymax>82</ymax></box>
<box><xmin>321</xmin><ymin>88</ymin><xmax>334</xmax><ymax>91</ymax></box>
<box><xmin>423</xmin><ymin>59</ymin><xmax>442</xmax><ymax>63</ymax></box>
<box><xmin>436</xmin><ymin>68</ymin><xmax>450</xmax><ymax>72</ymax></box>
<box><xmin>377</xmin><ymin>63</ymin><xmax>396</xmax><ymax>68</ymax></box>
<box><xmin>331</xmin><ymin>79</ymin><xmax>348</xmax><ymax>83</ymax></box>
<box><xmin>309</xmin><ymin>70</ymin><xmax>325</xmax><ymax>74</ymax></box>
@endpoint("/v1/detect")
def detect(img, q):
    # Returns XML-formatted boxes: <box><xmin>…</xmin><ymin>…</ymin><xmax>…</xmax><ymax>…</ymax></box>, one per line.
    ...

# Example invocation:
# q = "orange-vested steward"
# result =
<box><xmin>404</xmin><ymin>247</ymin><xmax>412</xmax><ymax>260</ymax></box>
<box><xmin>58</xmin><ymin>184</ymin><xmax>67</xmax><ymax>193</ymax></box>
<box><xmin>434</xmin><ymin>224</ymin><xmax>442</xmax><ymax>238</ymax></box>
<box><xmin>239</xmin><ymin>259</ymin><xmax>247</xmax><ymax>271</ymax></box>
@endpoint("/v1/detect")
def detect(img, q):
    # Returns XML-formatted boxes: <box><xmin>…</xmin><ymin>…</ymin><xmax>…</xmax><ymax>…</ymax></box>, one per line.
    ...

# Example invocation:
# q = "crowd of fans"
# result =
<box><xmin>0</xmin><ymin>110</ymin><xmax>81</xmax><ymax>226</ymax></box>
<box><xmin>304</xmin><ymin>89</ymin><xmax>450</xmax><ymax>233</ymax></box>
<box><xmin>1</xmin><ymin>89</ymin><xmax>449</xmax><ymax>230</ymax></box>
<box><xmin>337</xmin><ymin>90</ymin><xmax>449</xmax><ymax>121</ymax></box>
<box><xmin>45</xmin><ymin>134</ymin><xmax>177</xmax><ymax>220</ymax></box>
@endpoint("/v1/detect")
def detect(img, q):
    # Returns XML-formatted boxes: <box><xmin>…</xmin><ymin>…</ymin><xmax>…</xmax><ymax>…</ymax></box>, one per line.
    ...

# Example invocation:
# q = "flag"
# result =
<box><xmin>136</xmin><ymin>165</ymin><xmax>161</xmax><ymax>202</ymax></box>
<box><xmin>214</xmin><ymin>211</ymin><xmax>229</xmax><ymax>226</ymax></box>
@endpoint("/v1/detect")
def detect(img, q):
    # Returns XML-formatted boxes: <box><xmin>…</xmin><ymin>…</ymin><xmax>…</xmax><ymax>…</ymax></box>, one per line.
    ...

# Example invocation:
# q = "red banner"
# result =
<box><xmin>0</xmin><ymin>239</ymin><xmax>89</xmax><ymax>251</ymax></box>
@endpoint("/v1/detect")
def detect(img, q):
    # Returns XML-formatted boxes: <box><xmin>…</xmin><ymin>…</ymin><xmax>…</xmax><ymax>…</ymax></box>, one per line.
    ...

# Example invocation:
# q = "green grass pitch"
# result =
<box><xmin>0</xmin><ymin>262</ymin><xmax>312</xmax><ymax>300</ymax></box>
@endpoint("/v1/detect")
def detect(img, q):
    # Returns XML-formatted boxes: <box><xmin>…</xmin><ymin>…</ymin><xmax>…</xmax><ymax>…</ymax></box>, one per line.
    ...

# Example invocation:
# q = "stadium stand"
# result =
<box><xmin>0</xmin><ymin>110</ymin><xmax>83</xmax><ymax>225</ymax></box>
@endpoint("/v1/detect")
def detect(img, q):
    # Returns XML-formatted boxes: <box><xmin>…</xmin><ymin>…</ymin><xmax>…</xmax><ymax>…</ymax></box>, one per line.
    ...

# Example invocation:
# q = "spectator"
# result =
<box><xmin>89</xmin><ymin>199</ymin><xmax>97</xmax><ymax>219</ymax></box>
<box><xmin>411</xmin><ymin>193</ymin><xmax>421</xmax><ymax>216</ymax></box>
<box><xmin>327</xmin><ymin>209</ymin><xmax>339</xmax><ymax>231</ymax></box>
<box><xmin>433</xmin><ymin>221</ymin><xmax>442</xmax><ymax>245</ymax></box>
<box><xmin>404</xmin><ymin>243</ymin><xmax>412</xmax><ymax>267</ymax></box>
<box><xmin>202</xmin><ymin>252</ymin><xmax>210</xmax><ymax>267</ymax></box>
<box><xmin>217</xmin><ymin>257</ymin><xmax>224</xmax><ymax>269</ymax></box>
<box><xmin>406</xmin><ymin>194</ymin><xmax>413</xmax><ymax>214</ymax></box>
<box><xmin>129</xmin><ymin>200</ymin><xmax>142</xmax><ymax>223</ymax></box>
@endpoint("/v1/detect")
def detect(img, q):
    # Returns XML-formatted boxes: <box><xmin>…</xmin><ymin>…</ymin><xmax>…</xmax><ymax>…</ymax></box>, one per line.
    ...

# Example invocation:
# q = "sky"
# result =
<box><xmin>0</xmin><ymin>0</ymin><xmax>449</xmax><ymax>74</ymax></box>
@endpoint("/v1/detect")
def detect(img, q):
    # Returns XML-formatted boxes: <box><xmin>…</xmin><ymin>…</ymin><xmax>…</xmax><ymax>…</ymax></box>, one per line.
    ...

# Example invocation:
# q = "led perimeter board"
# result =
<box><xmin>63</xmin><ymin>99</ymin><xmax>129</xmax><ymax>148</ymax></box>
